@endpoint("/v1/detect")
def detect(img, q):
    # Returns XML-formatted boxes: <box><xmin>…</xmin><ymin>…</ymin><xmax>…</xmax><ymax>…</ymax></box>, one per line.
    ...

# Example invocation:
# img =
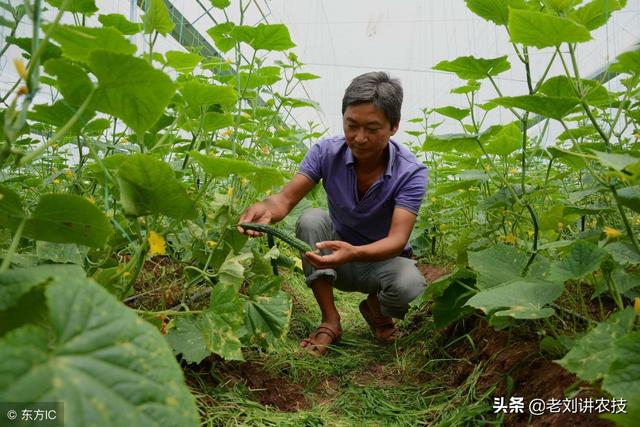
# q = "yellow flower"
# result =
<box><xmin>224</xmin><ymin>57</ymin><xmax>233</xmax><ymax>65</ymax></box>
<box><xmin>241</xmin><ymin>178</ymin><xmax>250</xmax><ymax>186</ymax></box>
<box><xmin>634</xmin><ymin>132</ymin><xmax>640</xmax><ymax>140</ymax></box>
<box><xmin>510</xmin><ymin>167</ymin><xmax>519</xmax><ymax>175</ymax></box>
<box><xmin>52</xmin><ymin>179</ymin><xmax>60</xmax><ymax>185</ymax></box>
<box><xmin>635</xmin><ymin>297</ymin><xmax>640</xmax><ymax>314</ymax></box>
<box><xmin>430</xmin><ymin>196</ymin><xmax>437</xmax><ymax>203</ymax></box>
<box><xmin>635</xmin><ymin>217</ymin><xmax>640</xmax><ymax>225</ymax></box>
<box><xmin>483</xmin><ymin>164</ymin><xmax>492</xmax><ymax>172</ymax></box>
<box><xmin>64</xmin><ymin>170</ymin><xmax>73</xmax><ymax>178</ymax></box>
<box><xmin>206</xmin><ymin>240</ymin><xmax>217</xmax><ymax>249</ymax></box>
<box><xmin>51</xmin><ymin>144</ymin><xmax>59</xmax><ymax>150</ymax></box>
<box><xmin>504</xmin><ymin>233</ymin><xmax>517</xmax><ymax>244</ymax></box>
<box><xmin>118</xmin><ymin>138</ymin><xmax>128</xmax><ymax>144</ymax></box>
<box><xmin>527</xmin><ymin>230</ymin><xmax>534</xmax><ymax>237</ymax></box>
<box><xmin>227</xmin><ymin>187</ymin><xmax>234</xmax><ymax>198</ymax></box>
<box><xmin>147</xmin><ymin>231</ymin><xmax>166</xmax><ymax>256</ymax></box>
<box><xmin>260</xmin><ymin>146</ymin><xmax>269</xmax><ymax>156</ymax></box>
<box><xmin>123</xmin><ymin>271</ymin><xmax>131</xmax><ymax>278</ymax></box>
<box><xmin>604</xmin><ymin>226</ymin><xmax>622</xmax><ymax>239</ymax></box>
<box><xmin>222</xmin><ymin>129</ymin><xmax>233</xmax><ymax>138</ymax></box>
<box><xmin>557</xmin><ymin>222</ymin><xmax>564</xmax><ymax>230</ymax></box>
<box><xmin>13</xmin><ymin>59</ymin><xmax>26</xmax><ymax>79</ymax></box>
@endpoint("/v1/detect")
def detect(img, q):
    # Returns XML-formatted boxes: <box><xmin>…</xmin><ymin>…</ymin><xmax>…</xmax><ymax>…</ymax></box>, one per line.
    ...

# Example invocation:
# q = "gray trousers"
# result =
<box><xmin>295</xmin><ymin>208</ymin><xmax>426</xmax><ymax>319</ymax></box>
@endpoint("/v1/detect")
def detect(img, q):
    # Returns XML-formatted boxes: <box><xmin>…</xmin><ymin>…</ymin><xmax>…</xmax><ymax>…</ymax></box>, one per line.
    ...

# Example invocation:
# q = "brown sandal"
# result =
<box><xmin>359</xmin><ymin>299</ymin><xmax>399</xmax><ymax>344</ymax></box>
<box><xmin>300</xmin><ymin>322</ymin><xmax>342</xmax><ymax>356</ymax></box>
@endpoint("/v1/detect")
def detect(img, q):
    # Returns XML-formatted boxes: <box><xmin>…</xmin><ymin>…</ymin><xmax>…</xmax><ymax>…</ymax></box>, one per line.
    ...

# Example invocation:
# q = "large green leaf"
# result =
<box><xmin>604</xmin><ymin>242</ymin><xmax>640</xmax><ymax>267</ymax></box>
<box><xmin>432</xmin><ymin>55</ymin><xmax>510</xmax><ymax>80</ymax></box>
<box><xmin>610</xmin><ymin>49</ymin><xmax>640</xmax><ymax>75</ymax></box>
<box><xmin>6</xmin><ymin>36</ymin><xmax>62</xmax><ymax>61</ymax></box>
<box><xmin>0</xmin><ymin>274</ymin><xmax>199</xmax><ymax>427</ymax></box>
<box><xmin>464</xmin><ymin>0</ymin><xmax>526</xmax><ymax>26</ymax></box>
<box><xmin>0</xmin><ymin>185</ymin><xmax>26</xmax><ymax>230</ymax></box>
<box><xmin>549</xmin><ymin>239</ymin><xmax>608</xmax><ymax>283</ymax></box>
<box><xmin>207</xmin><ymin>22</ymin><xmax>295</xmax><ymax>52</ymax></box>
<box><xmin>44</xmin><ymin>58</ymin><xmax>94</xmax><ymax>107</ymax></box>
<box><xmin>0</xmin><ymin>264</ymin><xmax>83</xmax><ymax>311</ymax></box>
<box><xmin>432</xmin><ymin>278</ymin><xmax>476</xmax><ymax>328</ymax></box>
<box><xmin>617</xmin><ymin>185</ymin><xmax>640</xmax><ymax>213</ymax></box>
<box><xmin>468</xmin><ymin>243</ymin><xmax>528</xmax><ymax>289</ymax></box>
<box><xmin>207</xmin><ymin>22</ymin><xmax>236</xmax><ymax>53</ymax></box>
<box><xmin>166</xmin><ymin>283</ymin><xmax>245</xmax><ymax>362</ymax></box>
<box><xmin>179</xmin><ymin>80</ymin><xmax>237</xmax><ymax>108</ymax></box>
<box><xmin>602</xmin><ymin>331</ymin><xmax>640</xmax><ymax>399</ymax></box>
<box><xmin>508</xmin><ymin>9</ymin><xmax>592</xmax><ymax>48</ymax></box>
<box><xmin>433</xmin><ymin>106</ymin><xmax>470</xmax><ymax>121</ymax></box>
<box><xmin>557</xmin><ymin>308</ymin><xmax>636</xmax><ymax>382</ymax></box>
<box><xmin>538</xmin><ymin>75</ymin><xmax>612</xmax><ymax>107</ymax></box>
<box><xmin>484</xmin><ymin>122</ymin><xmax>522</xmax><ymax>156</ymax></box>
<box><xmin>570</xmin><ymin>0</ymin><xmax>626</xmax><ymax>30</ymax></box>
<box><xmin>117</xmin><ymin>154</ymin><xmax>196</xmax><ymax>219</ymax></box>
<box><xmin>244</xmin><ymin>290</ymin><xmax>291</xmax><ymax>349</ymax></box>
<box><xmin>45</xmin><ymin>24</ymin><xmax>136</xmax><ymax>64</ymax></box>
<box><xmin>202</xmin><ymin>112</ymin><xmax>234</xmax><ymax>132</ymax></box>
<box><xmin>590</xmin><ymin>150</ymin><xmax>640</xmax><ymax>172</ymax></box>
<box><xmin>165</xmin><ymin>51</ymin><xmax>203</xmax><ymax>74</ymax></box>
<box><xmin>217</xmin><ymin>257</ymin><xmax>245</xmax><ymax>290</ymax></box>
<box><xmin>46</xmin><ymin>0</ymin><xmax>98</xmax><ymax>15</ymax></box>
<box><xmin>98</xmin><ymin>13</ymin><xmax>142</xmax><ymax>35</ymax></box>
<box><xmin>249</xmin><ymin>168</ymin><xmax>287</xmax><ymax>192</ymax></box>
<box><xmin>466</xmin><ymin>279</ymin><xmax>563</xmax><ymax>319</ymax></box>
<box><xmin>235</xmin><ymin>23</ymin><xmax>295</xmax><ymax>51</ymax></box>
<box><xmin>24</xmin><ymin>194</ymin><xmax>112</xmax><ymax>248</ymax></box>
<box><xmin>142</xmin><ymin>0</ymin><xmax>175</xmax><ymax>35</ymax></box>
<box><xmin>547</xmin><ymin>146</ymin><xmax>589</xmax><ymax>169</ymax></box>
<box><xmin>557</xmin><ymin>125</ymin><xmax>597</xmax><ymax>141</ymax></box>
<box><xmin>28</xmin><ymin>100</ymin><xmax>95</xmax><ymax>134</ymax></box>
<box><xmin>191</xmin><ymin>153</ymin><xmax>256</xmax><ymax>175</ymax></box>
<box><xmin>36</xmin><ymin>241</ymin><xmax>87</xmax><ymax>265</ymax></box>
<box><xmin>210</xmin><ymin>0</ymin><xmax>231</xmax><ymax>8</ymax></box>
<box><xmin>421</xmin><ymin>134</ymin><xmax>481</xmax><ymax>154</ymax></box>
<box><xmin>90</xmin><ymin>51</ymin><xmax>176</xmax><ymax>136</ymax></box>
<box><xmin>543</xmin><ymin>0</ymin><xmax>582</xmax><ymax>13</ymax></box>
<box><xmin>492</xmin><ymin>95</ymin><xmax>580</xmax><ymax>120</ymax></box>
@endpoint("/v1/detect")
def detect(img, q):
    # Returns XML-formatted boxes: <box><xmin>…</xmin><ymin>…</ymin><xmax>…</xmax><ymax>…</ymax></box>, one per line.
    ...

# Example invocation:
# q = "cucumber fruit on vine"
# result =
<box><xmin>239</xmin><ymin>223</ymin><xmax>313</xmax><ymax>252</ymax></box>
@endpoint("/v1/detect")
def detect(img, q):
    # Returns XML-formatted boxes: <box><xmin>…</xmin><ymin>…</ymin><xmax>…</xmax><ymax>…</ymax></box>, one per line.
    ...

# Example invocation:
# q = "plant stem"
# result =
<box><xmin>20</xmin><ymin>87</ymin><xmax>96</xmax><ymax>165</ymax></box>
<box><xmin>0</xmin><ymin>218</ymin><xmax>27</xmax><ymax>272</ymax></box>
<box><xmin>487</xmin><ymin>75</ymin><xmax>523</xmax><ymax>121</ymax></box>
<box><xmin>567</xmin><ymin>44</ymin><xmax>611</xmax><ymax>149</ymax></box>
<box><xmin>610</xmin><ymin>186</ymin><xmax>640</xmax><ymax>254</ymax></box>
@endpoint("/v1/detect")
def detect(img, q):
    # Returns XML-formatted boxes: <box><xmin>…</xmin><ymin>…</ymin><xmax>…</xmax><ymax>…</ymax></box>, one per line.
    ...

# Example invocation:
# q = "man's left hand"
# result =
<box><xmin>304</xmin><ymin>240</ymin><xmax>357</xmax><ymax>269</ymax></box>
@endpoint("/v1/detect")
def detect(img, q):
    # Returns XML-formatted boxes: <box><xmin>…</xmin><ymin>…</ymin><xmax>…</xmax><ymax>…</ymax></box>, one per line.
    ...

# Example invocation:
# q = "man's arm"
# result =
<box><xmin>238</xmin><ymin>173</ymin><xmax>316</xmax><ymax>236</ymax></box>
<box><xmin>304</xmin><ymin>207</ymin><xmax>417</xmax><ymax>268</ymax></box>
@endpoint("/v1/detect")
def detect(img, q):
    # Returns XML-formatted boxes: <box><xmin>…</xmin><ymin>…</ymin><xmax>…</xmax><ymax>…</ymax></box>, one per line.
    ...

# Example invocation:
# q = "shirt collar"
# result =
<box><xmin>344</xmin><ymin>139</ymin><xmax>396</xmax><ymax>178</ymax></box>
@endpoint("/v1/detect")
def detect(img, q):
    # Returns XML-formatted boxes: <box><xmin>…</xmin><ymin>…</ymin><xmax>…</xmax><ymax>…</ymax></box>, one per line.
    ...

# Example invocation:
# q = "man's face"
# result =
<box><xmin>343</xmin><ymin>102</ymin><xmax>398</xmax><ymax>164</ymax></box>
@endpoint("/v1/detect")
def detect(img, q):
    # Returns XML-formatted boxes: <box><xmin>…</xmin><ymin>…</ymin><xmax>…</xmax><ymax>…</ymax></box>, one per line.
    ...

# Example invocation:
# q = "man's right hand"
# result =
<box><xmin>237</xmin><ymin>202</ymin><xmax>272</xmax><ymax>237</ymax></box>
<box><xmin>236</xmin><ymin>174</ymin><xmax>316</xmax><ymax>237</ymax></box>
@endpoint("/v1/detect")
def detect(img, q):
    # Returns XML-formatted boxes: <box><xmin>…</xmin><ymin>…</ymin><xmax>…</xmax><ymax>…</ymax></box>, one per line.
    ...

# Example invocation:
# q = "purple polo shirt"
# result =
<box><xmin>297</xmin><ymin>135</ymin><xmax>428</xmax><ymax>248</ymax></box>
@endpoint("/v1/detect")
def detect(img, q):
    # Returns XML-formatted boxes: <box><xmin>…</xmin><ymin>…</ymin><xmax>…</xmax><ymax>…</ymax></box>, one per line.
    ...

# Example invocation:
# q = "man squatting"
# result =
<box><xmin>238</xmin><ymin>71</ymin><xmax>428</xmax><ymax>356</ymax></box>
